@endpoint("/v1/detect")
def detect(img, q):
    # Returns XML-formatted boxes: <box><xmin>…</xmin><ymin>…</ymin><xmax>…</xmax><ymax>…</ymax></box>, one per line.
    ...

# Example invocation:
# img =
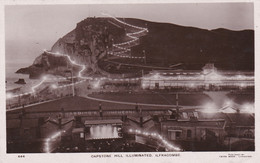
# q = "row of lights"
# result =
<box><xmin>128</xmin><ymin>128</ymin><xmax>181</xmax><ymax>151</ymax></box>
<box><xmin>102</xmin><ymin>13</ymin><xmax>148</xmax><ymax>30</ymax></box>
<box><xmin>44</xmin><ymin>130</ymin><xmax>66</xmax><ymax>153</ymax></box>
<box><xmin>113</xmin><ymin>37</ymin><xmax>139</xmax><ymax>47</ymax></box>
<box><xmin>51</xmin><ymin>80</ymin><xmax>85</xmax><ymax>89</ymax></box>
<box><xmin>144</xmin><ymin>73</ymin><xmax>254</xmax><ymax>83</ymax></box>
<box><xmin>102</xmin><ymin>13</ymin><xmax>148</xmax><ymax>59</ymax></box>
<box><xmin>6</xmin><ymin>77</ymin><xmax>49</xmax><ymax>99</ymax></box>
<box><xmin>150</xmin><ymin>72</ymin><xmax>254</xmax><ymax>80</ymax></box>
<box><xmin>109</xmin><ymin>49</ymin><xmax>130</xmax><ymax>55</ymax></box>
<box><xmin>108</xmin><ymin>51</ymin><xmax>145</xmax><ymax>59</ymax></box>
<box><xmin>45</xmin><ymin>51</ymin><xmax>87</xmax><ymax>79</ymax></box>
<box><xmin>112</xmin><ymin>28</ymin><xmax>147</xmax><ymax>56</ymax></box>
<box><xmin>150</xmin><ymin>72</ymin><xmax>201</xmax><ymax>75</ymax></box>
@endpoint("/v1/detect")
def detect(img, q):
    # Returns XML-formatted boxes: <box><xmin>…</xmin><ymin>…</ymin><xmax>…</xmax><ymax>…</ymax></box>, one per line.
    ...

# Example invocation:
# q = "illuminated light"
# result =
<box><xmin>102</xmin><ymin>13</ymin><xmax>148</xmax><ymax>59</ymax></box>
<box><xmin>197</xmin><ymin>74</ymin><xmax>204</xmax><ymax>79</ymax></box>
<box><xmin>201</xmin><ymin>102</ymin><xmax>218</xmax><ymax>113</ymax></box>
<box><xmin>240</xmin><ymin>83</ymin><xmax>246</xmax><ymax>88</ymax></box>
<box><xmin>142</xmin><ymin>83</ymin><xmax>148</xmax><ymax>89</ymax></box>
<box><xmin>241</xmin><ymin>103</ymin><xmax>254</xmax><ymax>113</ymax></box>
<box><xmin>45</xmin><ymin>146</ymin><xmax>50</xmax><ymax>153</ymax></box>
<box><xmin>93</xmin><ymin>80</ymin><xmax>101</xmax><ymax>89</ymax></box>
<box><xmin>150</xmin><ymin>73</ymin><xmax>160</xmax><ymax>80</ymax></box>
<box><xmin>42</xmin><ymin>75</ymin><xmax>48</xmax><ymax>80</ymax></box>
<box><xmin>151</xmin><ymin>133</ymin><xmax>157</xmax><ymax>136</ymax></box>
<box><xmin>46</xmin><ymin>51</ymin><xmax>87</xmax><ymax>80</ymax></box>
<box><xmin>43</xmin><ymin>131</ymin><xmax>62</xmax><ymax>153</ymax></box>
<box><xmin>189</xmin><ymin>83</ymin><xmax>195</xmax><ymax>88</ymax></box>
<box><xmin>142</xmin><ymin>132</ymin><xmax>149</xmax><ymax>136</ymax></box>
<box><xmin>6</xmin><ymin>92</ymin><xmax>13</xmax><ymax>99</ymax></box>
<box><xmin>51</xmin><ymin>84</ymin><xmax>57</xmax><ymax>89</ymax></box>
<box><xmin>206</xmin><ymin>71</ymin><xmax>223</xmax><ymax>81</ymax></box>
<box><xmin>32</xmin><ymin>78</ymin><xmax>46</xmax><ymax>92</ymax></box>
<box><xmin>51</xmin><ymin>132</ymin><xmax>61</xmax><ymax>139</ymax></box>
<box><xmin>127</xmin><ymin>128</ymin><xmax>181</xmax><ymax>151</ymax></box>
<box><xmin>223</xmin><ymin>99</ymin><xmax>233</xmax><ymax>107</ymax></box>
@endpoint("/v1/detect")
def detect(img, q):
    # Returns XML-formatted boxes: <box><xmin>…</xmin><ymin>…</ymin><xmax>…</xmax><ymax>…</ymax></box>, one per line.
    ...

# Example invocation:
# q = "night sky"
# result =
<box><xmin>5</xmin><ymin>3</ymin><xmax>254</xmax><ymax>66</ymax></box>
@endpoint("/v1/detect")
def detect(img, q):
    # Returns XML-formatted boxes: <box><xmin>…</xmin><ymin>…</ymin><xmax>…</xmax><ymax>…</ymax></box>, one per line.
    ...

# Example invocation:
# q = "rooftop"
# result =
<box><xmin>84</xmin><ymin>119</ymin><xmax>123</xmax><ymax>125</ymax></box>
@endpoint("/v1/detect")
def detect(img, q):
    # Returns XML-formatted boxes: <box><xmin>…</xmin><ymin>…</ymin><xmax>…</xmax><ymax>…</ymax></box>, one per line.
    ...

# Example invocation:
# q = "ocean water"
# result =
<box><xmin>5</xmin><ymin>62</ymin><xmax>41</xmax><ymax>92</ymax></box>
<box><xmin>5</xmin><ymin>39</ymin><xmax>51</xmax><ymax>93</ymax></box>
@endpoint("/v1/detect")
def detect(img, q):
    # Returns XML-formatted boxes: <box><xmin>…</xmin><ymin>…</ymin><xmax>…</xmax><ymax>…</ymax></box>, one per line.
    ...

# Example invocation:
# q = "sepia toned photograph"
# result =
<box><xmin>5</xmin><ymin>2</ymin><xmax>254</xmax><ymax>154</ymax></box>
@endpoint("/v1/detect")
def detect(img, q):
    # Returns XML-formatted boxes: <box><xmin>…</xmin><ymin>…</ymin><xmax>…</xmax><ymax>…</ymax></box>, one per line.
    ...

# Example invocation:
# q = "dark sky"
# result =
<box><xmin>5</xmin><ymin>3</ymin><xmax>254</xmax><ymax>65</ymax></box>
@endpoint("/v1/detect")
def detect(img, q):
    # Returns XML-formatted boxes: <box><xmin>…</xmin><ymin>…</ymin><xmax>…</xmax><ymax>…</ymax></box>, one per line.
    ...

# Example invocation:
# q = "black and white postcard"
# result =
<box><xmin>1</xmin><ymin>0</ymin><xmax>259</xmax><ymax>162</ymax></box>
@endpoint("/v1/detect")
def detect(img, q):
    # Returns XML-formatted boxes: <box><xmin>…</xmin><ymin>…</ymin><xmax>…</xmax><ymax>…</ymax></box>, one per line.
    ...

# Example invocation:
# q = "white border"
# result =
<box><xmin>0</xmin><ymin>0</ymin><xmax>259</xmax><ymax>163</ymax></box>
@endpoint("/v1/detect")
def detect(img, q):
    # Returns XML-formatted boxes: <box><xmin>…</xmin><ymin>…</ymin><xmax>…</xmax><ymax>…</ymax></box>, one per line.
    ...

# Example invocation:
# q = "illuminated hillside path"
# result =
<box><xmin>103</xmin><ymin>13</ymin><xmax>147</xmax><ymax>59</ymax></box>
<box><xmin>102</xmin><ymin>13</ymin><xmax>182</xmax><ymax>69</ymax></box>
<box><xmin>105</xmin><ymin>59</ymin><xmax>181</xmax><ymax>70</ymax></box>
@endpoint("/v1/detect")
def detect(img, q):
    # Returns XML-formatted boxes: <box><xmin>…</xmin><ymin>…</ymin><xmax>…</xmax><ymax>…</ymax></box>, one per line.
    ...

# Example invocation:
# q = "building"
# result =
<box><xmin>160</xmin><ymin>110</ymin><xmax>226</xmax><ymax>143</ymax></box>
<box><xmin>160</xmin><ymin>108</ymin><xmax>254</xmax><ymax>151</ymax></box>
<box><xmin>141</xmin><ymin>63</ymin><xmax>254</xmax><ymax>90</ymax></box>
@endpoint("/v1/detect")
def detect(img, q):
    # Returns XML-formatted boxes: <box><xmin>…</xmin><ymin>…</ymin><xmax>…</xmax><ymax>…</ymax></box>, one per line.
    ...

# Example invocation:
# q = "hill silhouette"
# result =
<box><xmin>123</xmin><ymin>18</ymin><xmax>254</xmax><ymax>70</ymax></box>
<box><xmin>17</xmin><ymin>17</ymin><xmax>254</xmax><ymax>78</ymax></box>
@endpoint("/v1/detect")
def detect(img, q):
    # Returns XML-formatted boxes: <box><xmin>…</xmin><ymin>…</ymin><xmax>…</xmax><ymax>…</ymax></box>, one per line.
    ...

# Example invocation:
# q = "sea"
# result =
<box><xmin>5</xmin><ymin>39</ymin><xmax>48</xmax><ymax>94</ymax></box>
<box><xmin>5</xmin><ymin>62</ymin><xmax>41</xmax><ymax>93</ymax></box>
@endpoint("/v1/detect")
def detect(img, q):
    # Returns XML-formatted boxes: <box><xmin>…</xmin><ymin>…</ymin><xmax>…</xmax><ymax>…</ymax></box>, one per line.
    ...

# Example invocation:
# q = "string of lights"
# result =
<box><xmin>44</xmin><ymin>130</ymin><xmax>66</xmax><ymax>153</ymax></box>
<box><xmin>102</xmin><ymin>13</ymin><xmax>148</xmax><ymax>59</ymax></box>
<box><xmin>108</xmin><ymin>51</ymin><xmax>145</xmax><ymax>59</ymax></box>
<box><xmin>102</xmin><ymin>13</ymin><xmax>148</xmax><ymax>30</ymax></box>
<box><xmin>38</xmin><ymin>51</ymin><xmax>144</xmax><ymax>83</ymax></box>
<box><xmin>128</xmin><ymin>128</ymin><xmax>181</xmax><ymax>151</ymax></box>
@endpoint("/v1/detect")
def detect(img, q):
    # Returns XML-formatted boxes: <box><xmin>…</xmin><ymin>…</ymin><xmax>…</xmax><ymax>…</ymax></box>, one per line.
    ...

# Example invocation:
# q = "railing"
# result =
<box><xmin>7</xmin><ymin>108</ymin><xmax>169</xmax><ymax>119</ymax></box>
